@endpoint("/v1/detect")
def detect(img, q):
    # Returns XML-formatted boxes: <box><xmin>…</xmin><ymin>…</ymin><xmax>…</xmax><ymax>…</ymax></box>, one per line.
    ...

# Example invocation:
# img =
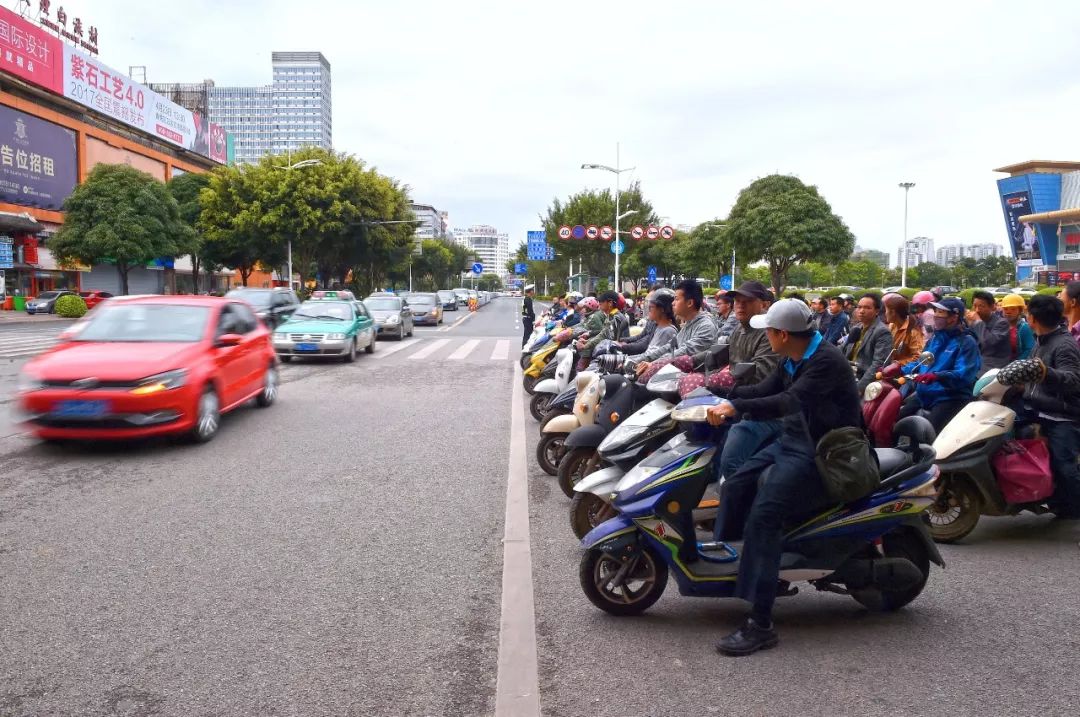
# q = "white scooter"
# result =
<box><xmin>537</xmin><ymin>371</ymin><xmax>600</xmax><ymax>476</ymax></box>
<box><xmin>927</xmin><ymin>368</ymin><xmax>1056</xmax><ymax>543</ymax></box>
<box><xmin>529</xmin><ymin>345</ymin><xmax>577</xmax><ymax>422</ymax></box>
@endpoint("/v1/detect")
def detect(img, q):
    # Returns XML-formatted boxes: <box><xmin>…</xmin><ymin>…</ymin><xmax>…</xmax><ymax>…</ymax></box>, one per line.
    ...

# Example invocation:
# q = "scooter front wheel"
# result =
<box><xmin>570</xmin><ymin>492</ymin><xmax>617</xmax><ymax>540</ymax></box>
<box><xmin>529</xmin><ymin>392</ymin><xmax>552</xmax><ymax>422</ymax></box>
<box><xmin>927</xmin><ymin>477</ymin><xmax>981</xmax><ymax>543</ymax></box>
<box><xmin>520</xmin><ymin>354</ymin><xmax>531</xmax><ymax>370</ymax></box>
<box><xmin>536</xmin><ymin>432</ymin><xmax>568</xmax><ymax>476</ymax></box>
<box><xmin>558</xmin><ymin>447</ymin><xmax>601</xmax><ymax>498</ymax></box>
<box><xmin>522</xmin><ymin>373</ymin><xmax>539</xmax><ymax>395</ymax></box>
<box><xmin>580</xmin><ymin>545</ymin><xmax>668</xmax><ymax>616</ymax></box>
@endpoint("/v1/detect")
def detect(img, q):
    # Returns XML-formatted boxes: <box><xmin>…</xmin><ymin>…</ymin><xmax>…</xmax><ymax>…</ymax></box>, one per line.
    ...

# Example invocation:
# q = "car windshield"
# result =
<box><xmin>225</xmin><ymin>289</ymin><xmax>273</xmax><ymax>309</ymax></box>
<box><xmin>74</xmin><ymin>304</ymin><xmax>211</xmax><ymax>342</ymax></box>
<box><xmin>411</xmin><ymin>296</ymin><xmax>436</xmax><ymax>306</ymax></box>
<box><xmin>365</xmin><ymin>298</ymin><xmax>402</xmax><ymax>311</ymax></box>
<box><xmin>37</xmin><ymin>291</ymin><xmax>60</xmax><ymax>299</ymax></box>
<box><xmin>292</xmin><ymin>301</ymin><xmax>353</xmax><ymax>321</ymax></box>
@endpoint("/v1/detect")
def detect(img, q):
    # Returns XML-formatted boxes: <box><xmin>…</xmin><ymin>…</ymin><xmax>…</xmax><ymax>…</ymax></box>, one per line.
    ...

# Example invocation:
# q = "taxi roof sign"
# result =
<box><xmin>311</xmin><ymin>290</ymin><xmax>355</xmax><ymax>301</ymax></box>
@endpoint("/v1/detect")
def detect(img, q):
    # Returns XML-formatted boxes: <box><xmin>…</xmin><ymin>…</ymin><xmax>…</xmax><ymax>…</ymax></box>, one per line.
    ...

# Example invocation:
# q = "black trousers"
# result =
<box><xmin>899</xmin><ymin>394</ymin><xmax>967</xmax><ymax>435</ymax></box>
<box><xmin>522</xmin><ymin>320</ymin><xmax>534</xmax><ymax>347</ymax></box>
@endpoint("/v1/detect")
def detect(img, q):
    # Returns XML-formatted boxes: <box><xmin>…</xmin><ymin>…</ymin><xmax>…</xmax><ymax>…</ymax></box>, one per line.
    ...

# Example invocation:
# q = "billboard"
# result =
<box><xmin>61</xmin><ymin>45</ymin><xmax>226</xmax><ymax>163</ymax></box>
<box><xmin>0</xmin><ymin>104</ymin><xmax>77</xmax><ymax>211</ymax></box>
<box><xmin>0</xmin><ymin>7</ymin><xmax>64</xmax><ymax>93</ymax></box>
<box><xmin>1000</xmin><ymin>190</ymin><xmax>1042</xmax><ymax>266</ymax></box>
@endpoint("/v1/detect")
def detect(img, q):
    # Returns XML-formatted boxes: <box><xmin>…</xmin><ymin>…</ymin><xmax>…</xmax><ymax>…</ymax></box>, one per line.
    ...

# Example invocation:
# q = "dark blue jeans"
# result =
<box><xmin>720</xmin><ymin>434</ymin><xmax>828</xmax><ymax>619</ymax></box>
<box><xmin>713</xmin><ymin>419</ymin><xmax>783</xmax><ymax>541</ymax></box>
<box><xmin>1040</xmin><ymin>419</ymin><xmax>1080</xmax><ymax>518</ymax></box>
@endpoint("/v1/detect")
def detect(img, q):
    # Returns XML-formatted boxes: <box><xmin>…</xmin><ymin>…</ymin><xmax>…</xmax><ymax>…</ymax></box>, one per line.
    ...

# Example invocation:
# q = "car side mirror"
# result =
<box><xmin>217</xmin><ymin>333</ymin><xmax>243</xmax><ymax>347</ymax></box>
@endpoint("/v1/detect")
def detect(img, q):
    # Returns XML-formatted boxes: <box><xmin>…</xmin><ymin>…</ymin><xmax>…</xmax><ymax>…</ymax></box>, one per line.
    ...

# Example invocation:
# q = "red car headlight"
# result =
<box><xmin>130</xmin><ymin>369</ymin><xmax>189</xmax><ymax>395</ymax></box>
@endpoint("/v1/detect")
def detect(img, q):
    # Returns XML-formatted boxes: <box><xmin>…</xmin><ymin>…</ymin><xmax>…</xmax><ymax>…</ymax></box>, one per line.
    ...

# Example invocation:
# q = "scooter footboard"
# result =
<box><xmin>582</xmin><ymin>514</ymin><xmax>640</xmax><ymax>554</ymax></box>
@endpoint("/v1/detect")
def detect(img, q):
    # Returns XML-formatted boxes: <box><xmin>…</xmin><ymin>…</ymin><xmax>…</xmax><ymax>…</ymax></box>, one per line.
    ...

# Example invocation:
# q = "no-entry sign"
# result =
<box><xmin>646</xmin><ymin>226</ymin><xmax>661</xmax><ymax>240</ymax></box>
<box><xmin>630</xmin><ymin>226</ymin><xmax>645</xmax><ymax>240</ymax></box>
<box><xmin>660</xmin><ymin>225</ymin><xmax>674</xmax><ymax>239</ymax></box>
<box><xmin>600</xmin><ymin>226</ymin><xmax>614</xmax><ymax>240</ymax></box>
<box><xmin>586</xmin><ymin>225</ymin><xmax>600</xmax><ymax>240</ymax></box>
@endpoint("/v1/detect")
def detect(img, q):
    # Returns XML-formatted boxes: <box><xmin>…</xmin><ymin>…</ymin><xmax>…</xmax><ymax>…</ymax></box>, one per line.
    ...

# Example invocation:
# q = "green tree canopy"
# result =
<box><xmin>168</xmin><ymin>172</ymin><xmax>211</xmax><ymax>293</ymax></box>
<box><xmin>51</xmin><ymin>164</ymin><xmax>194</xmax><ymax>295</ymax></box>
<box><xmin>726</xmin><ymin>174</ymin><xmax>855</xmax><ymax>293</ymax></box>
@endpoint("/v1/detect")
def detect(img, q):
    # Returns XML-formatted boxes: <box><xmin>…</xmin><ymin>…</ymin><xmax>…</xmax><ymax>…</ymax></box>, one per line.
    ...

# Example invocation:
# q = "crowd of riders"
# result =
<box><xmin>522</xmin><ymin>277</ymin><xmax>1080</xmax><ymax>656</ymax></box>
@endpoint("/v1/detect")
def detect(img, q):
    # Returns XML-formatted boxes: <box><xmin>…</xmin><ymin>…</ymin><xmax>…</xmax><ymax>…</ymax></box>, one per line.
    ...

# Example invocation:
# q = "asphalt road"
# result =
<box><xmin>3</xmin><ymin>297</ymin><xmax>1080</xmax><ymax>716</ymax></box>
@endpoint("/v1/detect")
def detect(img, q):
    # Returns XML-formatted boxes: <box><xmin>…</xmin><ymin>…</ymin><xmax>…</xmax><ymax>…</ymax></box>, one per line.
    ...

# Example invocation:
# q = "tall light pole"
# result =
<box><xmin>273</xmin><ymin>153</ymin><xmax>323</xmax><ymax>289</ymax></box>
<box><xmin>582</xmin><ymin>143</ymin><xmax>635</xmax><ymax>292</ymax></box>
<box><xmin>899</xmin><ymin>181</ymin><xmax>916</xmax><ymax>288</ymax></box>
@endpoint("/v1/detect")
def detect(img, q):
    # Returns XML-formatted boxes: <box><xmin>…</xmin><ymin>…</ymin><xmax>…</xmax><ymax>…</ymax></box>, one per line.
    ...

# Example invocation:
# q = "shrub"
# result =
<box><xmin>1037</xmin><ymin>286</ymin><xmax>1063</xmax><ymax>296</ymax></box>
<box><xmin>54</xmin><ymin>294</ymin><xmax>88</xmax><ymax>318</ymax></box>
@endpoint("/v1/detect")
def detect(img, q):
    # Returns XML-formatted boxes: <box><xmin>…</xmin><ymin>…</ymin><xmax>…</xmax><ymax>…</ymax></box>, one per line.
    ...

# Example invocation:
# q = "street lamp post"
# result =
<box><xmin>899</xmin><ymin>181</ymin><xmax>916</xmax><ymax>289</ymax></box>
<box><xmin>273</xmin><ymin>150</ymin><xmax>323</xmax><ymax>289</ymax></box>
<box><xmin>582</xmin><ymin>143</ymin><xmax>635</xmax><ymax>292</ymax></box>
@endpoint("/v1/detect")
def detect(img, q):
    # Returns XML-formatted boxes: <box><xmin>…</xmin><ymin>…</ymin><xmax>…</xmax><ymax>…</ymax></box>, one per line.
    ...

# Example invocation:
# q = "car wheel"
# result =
<box><xmin>256</xmin><ymin>364</ymin><xmax>278</xmax><ymax>407</ymax></box>
<box><xmin>190</xmin><ymin>387</ymin><xmax>221</xmax><ymax>443</ymax></box>
<box><xmin>280</xmin><ymin>355</ymin><xmax>293</xmax><ymax>363</ymax></box>
<box><xmin>365</xmin><ymin>332</ymin><xmax>375</xmax><ymax>354</ymax></box>
<box><xmin>344</xmin><ymin>338</ymin><xmax>357</xmax><ymax>363</ymax></box>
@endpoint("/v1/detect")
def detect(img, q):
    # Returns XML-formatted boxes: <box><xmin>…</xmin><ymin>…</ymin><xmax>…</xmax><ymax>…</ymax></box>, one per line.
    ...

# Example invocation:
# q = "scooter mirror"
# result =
<box><xmin>918</xmin><ymin>351</ymin><xmax>934</xmax><ymax>364</ymax></box>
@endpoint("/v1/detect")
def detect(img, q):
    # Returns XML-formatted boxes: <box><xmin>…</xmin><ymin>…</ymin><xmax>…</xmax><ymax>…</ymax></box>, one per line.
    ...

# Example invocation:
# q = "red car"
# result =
<box><xmin>79</xmin><ymin>290</ymin><xmax>114</xmax><ymax>310</ymax></box>
<box><xmin>16</xmin><ymin>295</ymin><xmax>278</xmax><ymax>443</ymax></box>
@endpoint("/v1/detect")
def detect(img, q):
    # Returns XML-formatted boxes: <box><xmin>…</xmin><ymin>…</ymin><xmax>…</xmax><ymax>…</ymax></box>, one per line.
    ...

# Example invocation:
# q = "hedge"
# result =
<box><xmin>54</xmin><ymin>294</ymin><xmax>87</xmax><ymax>318</ymax></box>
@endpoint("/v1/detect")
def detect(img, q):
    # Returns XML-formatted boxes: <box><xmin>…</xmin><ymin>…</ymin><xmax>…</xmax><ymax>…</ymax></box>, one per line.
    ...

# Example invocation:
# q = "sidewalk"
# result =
<box><xmin>0</xmin><ymin>311</ymin><xmax>70</xmax><ymax>326</ymax></box>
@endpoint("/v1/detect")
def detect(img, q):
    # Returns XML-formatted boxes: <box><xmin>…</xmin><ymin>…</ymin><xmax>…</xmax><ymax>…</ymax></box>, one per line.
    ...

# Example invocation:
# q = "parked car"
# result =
<box><xmin>225</xmin><ymin>287</ymin><xmax>299</xmax><ymax>329</ymax></box>
<box><xmin>272</xmin><ymin>290</ymin><xmax>375</xmax><ymax>362</ymax></box>
<box><xmin>364</xmin><ymin>295</ymin><xmax>415</xmax><ymax>340</ymax></box>
<box><xmin>25</xmin><ymin>290</ymin><xmax>76</xmax><ymax>314</ymax></box>
<box><xmin>932</xmin><ymin>285</ymin><xmax>959</xmax><ymax>296</ymax></box>
<box><xmin>453</xmin><ymin>288</ymin><xmax>471</xmax><ymax>306</ymax></box>
<box><xmin>15</xmin><ymin>295</ymin><xmax>277</xmax><ymax>444</ymax></box>
<box><xmin>78</xmin><ymin>290</ymin><xmax>114</xmax><ymax>310</ymax></box>
<box><xmin>437</xmin><ymin>290</ymin><xmax>459</xmax><ymax>311</ymax></box>
<box><xmin>407</xmin><ymin>293</ymin><xmax>443</xmax><ymax>326</ymax></box>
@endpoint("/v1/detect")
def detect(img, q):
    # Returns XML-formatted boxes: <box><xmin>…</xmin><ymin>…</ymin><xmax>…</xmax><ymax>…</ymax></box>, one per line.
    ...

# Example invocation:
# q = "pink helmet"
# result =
<box><xmin>582</xmin><ymin>297</ymin><xmax>600</xmax><ymax>311</ymax></box>
<box><xmin>912</xmin><ymin>290</ymin><xmax>935</xmax><ymax>305</ymax></box>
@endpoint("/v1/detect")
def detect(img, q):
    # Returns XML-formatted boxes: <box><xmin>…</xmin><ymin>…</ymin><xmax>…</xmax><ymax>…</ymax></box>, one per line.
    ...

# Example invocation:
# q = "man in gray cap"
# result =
<box><xmin>705</xmin><ymin>299</ymin><xmax>861</xmax><ymax>656</ymax></box>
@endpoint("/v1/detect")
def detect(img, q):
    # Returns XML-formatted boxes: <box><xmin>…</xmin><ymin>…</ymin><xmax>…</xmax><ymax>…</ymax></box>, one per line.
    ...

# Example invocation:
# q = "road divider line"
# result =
<box><xmin>491</xmin><ymin>340</ymin><xmax>510</xmax><ymax>361</ymax></box>
<box><xmin>407</xmin><ymin>338</ymin><xmax>450</xmax><ymax>360</ymax></box>
<box><xmin>447</xmin><ymin>339</ymin><xmax>480</xmax><ymax>360</ymax></box>
<box><xmin>372</xmin><ymin>338</ymin><xmax>419</xmax><ymax>359</ymax></box>
<box><xmin>495</xmin><ymin>363</ymin><xmax>541</xmax><ymax>717</ymax></box>
<box><xmin>440</xmin><ymin>311</ymin><xmax>475</xmax><ymax>332</ymax></box>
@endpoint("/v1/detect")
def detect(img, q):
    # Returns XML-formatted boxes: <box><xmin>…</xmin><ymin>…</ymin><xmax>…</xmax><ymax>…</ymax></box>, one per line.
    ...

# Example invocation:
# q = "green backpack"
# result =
<box><xmin>815</xmin><ymin>427</ymin><xmax>881</xmax><ymax>503</ymax></box>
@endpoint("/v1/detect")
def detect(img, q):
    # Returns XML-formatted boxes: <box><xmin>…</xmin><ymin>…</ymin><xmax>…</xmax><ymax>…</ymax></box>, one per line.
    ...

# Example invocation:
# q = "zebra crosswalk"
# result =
<box><xmin>0</xmin><ymin>324</ymin><xmax>68</xmax><ymax>359</ymax></box>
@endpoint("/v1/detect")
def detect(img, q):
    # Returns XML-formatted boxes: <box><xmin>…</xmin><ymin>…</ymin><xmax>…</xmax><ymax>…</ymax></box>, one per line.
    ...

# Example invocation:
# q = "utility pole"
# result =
<box><xmin>899</xmin><ymin>182</ymin><xmax>916</xmax><ymax>288</ymax></box>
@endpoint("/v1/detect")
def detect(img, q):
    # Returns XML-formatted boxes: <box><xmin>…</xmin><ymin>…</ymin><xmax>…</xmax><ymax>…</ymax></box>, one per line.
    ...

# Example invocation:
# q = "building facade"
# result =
<box><xmin>935</xmin><ymin>243</ymin><xmax>1005</xmax><ymax>266</ymax></box>
<box><xmin>152</xmin><ymin>52</ymin><xmax>332</xmax><ymax>165</ymax></box>
<box><xmin>410</xmin><ymin>203</ymin><xmax>443</xmax><ymax>240</ymax></box>
<box><xmin>898</xmin><ymin>236</ymin><xmax>934</xmax><ymax>269</ymax></box>
<box><xmin>453</xmin><ymin>225</ymin><xmax>509</xmax><ymax>277</ymax></box>
<box><xmin>851</xmin><ymin>246</ymin><xmax>890</xmax><ymax>268</ymax></box>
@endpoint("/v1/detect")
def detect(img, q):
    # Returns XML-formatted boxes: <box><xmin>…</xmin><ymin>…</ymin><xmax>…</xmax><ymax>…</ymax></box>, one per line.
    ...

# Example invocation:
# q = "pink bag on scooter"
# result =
<box><xmin>992</xmin><ymin>438</ymin><xmax>1053</xmax><ymax>504</ymax></box>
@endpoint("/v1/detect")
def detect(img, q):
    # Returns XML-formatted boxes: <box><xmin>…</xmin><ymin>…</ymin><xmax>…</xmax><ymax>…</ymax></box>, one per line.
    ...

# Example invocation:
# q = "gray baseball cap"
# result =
<box><xmin>749</xmin><ymin>299</ymin><xmax>814</xmax><ymax>332</ymax></box>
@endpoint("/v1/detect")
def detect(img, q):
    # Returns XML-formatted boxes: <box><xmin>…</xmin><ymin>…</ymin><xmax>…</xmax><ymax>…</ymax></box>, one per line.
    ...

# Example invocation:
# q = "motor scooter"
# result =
<box><xmin>523</xmin><ymin>330</ymin><xmax>571</xmax><ymax>394</ymax></box>
<box><xmin>862</xmin><ymin>352</ymin><xmax>934</xmax><ymax>447</ymax></box>
<box><xmin>537</xmin><ymin>371</ymin><xmax>601</xmax><ymax>476</ymax></box>
<box><xmin>580</xmin><ymin>391</ymin><xmax>944</xmax><ymax>616</ymax></box>
<box><xmin>529</xmin><ymin>345</ymin><xmax>578</xmax><ymax>422</ymax></box>
<box><xmin>926</xmin><ymin>368</ymin><xmax>1058</xmax><ymax>543</ymax></box>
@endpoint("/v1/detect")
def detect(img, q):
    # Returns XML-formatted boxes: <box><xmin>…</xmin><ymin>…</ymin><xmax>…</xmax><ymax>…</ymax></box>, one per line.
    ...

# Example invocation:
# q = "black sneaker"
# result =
<box><xmin>716</xmin><ymin>617</ymin><xmax>779</xmax><ymax>656</ymax></box>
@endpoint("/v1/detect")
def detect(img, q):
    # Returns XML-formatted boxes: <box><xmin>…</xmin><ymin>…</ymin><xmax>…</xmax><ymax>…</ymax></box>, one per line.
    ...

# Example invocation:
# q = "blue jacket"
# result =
<box><xmin>1016</xmin><ymin>319</ymin><xmax>1035</xmax><ymax>360</ymax></box>
<box><xmin>903</xmin><ymin>326</ymin><xmax>981</xmax><ymax>407</ymax></box>
<box><xmin>822</xmin><ymin>310</ymin><xmax>849</xmax><ymax>345</ymax></box>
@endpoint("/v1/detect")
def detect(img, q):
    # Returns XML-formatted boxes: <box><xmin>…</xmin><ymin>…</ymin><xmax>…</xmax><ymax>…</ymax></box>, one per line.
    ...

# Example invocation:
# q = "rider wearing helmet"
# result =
<box><xmin>620</xmin><ymin>289</ymin><xmax>676</xmax><ymax>356</ymax></box>
<box><xmin>911</xmin><ymin>290</ymin><xmax>937</xmax><ymax>339</ymax></box>
<box><xmin>1000</xmin><ymin>293</ymin><xmax>1034</xmax><ymax>361</ymax></box>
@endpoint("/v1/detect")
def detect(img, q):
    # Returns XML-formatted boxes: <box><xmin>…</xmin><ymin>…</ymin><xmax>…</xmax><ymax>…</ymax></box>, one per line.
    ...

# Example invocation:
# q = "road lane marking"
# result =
<box><xmin>447</xmin><ymin>339</ymin><xmax>480</xmax><ymax>360</ymax></box>
<box><xmin>407</xmin><ymin>338</ymin><xmax>450</xmax><ymax>360</ymax></box>
<box><xmin>440</xmin><ymin>312</ymin><xmax>475</xmax><ymax>332</ymax></box>
<box><xmin>372</xmin><ymin>338</ymin><xmax>419</xmax><ymax>359</ymax></box>
<box><xmin>491</xmin><ymin>340</ymin><xmax>510</xmax><ymax>361</ymax></box>
<box><xmin>495</xmin><ymin>363</ymin><xmax>540</xmax><ymax>716</ymax></box>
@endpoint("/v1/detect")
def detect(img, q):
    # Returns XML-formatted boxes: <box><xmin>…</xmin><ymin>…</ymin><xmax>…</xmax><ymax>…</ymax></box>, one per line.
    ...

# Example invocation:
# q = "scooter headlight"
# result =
<box><xmin>600</xmin><ymin>423</ymin><xmax>648</xmax><ymax>452</ymax></box>
<box><xmin>863</xmin><ymin>381</ymin><xmax>883</xmax><ymax>402</ymax></box>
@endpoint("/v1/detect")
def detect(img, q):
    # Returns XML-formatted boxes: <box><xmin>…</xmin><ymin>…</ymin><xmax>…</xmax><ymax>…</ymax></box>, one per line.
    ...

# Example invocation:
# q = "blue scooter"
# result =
<box><xmin>579</xmin><ymin>391</ymin><xmax>944</xmax><ymax>615</ymax></box>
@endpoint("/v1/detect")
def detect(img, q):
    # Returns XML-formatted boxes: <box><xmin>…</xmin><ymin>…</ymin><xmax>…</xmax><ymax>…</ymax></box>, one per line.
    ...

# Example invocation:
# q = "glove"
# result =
<box><xmin>914</xmin><ymin>372</ymin><xmax>938</xmax><ymax>385</ymax></box>
<box><xmin>997</xmin><ymin>358</ymin><xmax>1046</xmax><ymax>386</ymax></box>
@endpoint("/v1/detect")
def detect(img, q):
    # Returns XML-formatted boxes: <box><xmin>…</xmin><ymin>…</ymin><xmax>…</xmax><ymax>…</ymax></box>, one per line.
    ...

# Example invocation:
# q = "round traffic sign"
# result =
<box><xmin>600</xmin><ymin>225</ymin><xmax>614</xmax><ymax>240</ymax></box>
<box><xmin>646</xmin><ymin>226</ymin><xmax>660</xmax><ymax>240</ymax></box>
<box><xmin>472</xmin><ymin>262</ymin><xmax>484</xmax><ymax>275</ymax></box>
<box><xmin>572</xmin><ymin>225</ymin><xmax>586</xmax><ymax>240</ymax></box>
<box><xmin>610</xmin><ymin>240</ymin><xmax>625</xmax><ymax>255</ymax></box>
<box><xmin>660</xmin><ymin>225</ymin><xmax>675</xmax><ymax>240</ymax></box>
<box><xmin>558</xmin><ymin>226</ymin><xmax>572</xmax><ymax>240</ymax></box>
<box><xmin>586</xmin><ymin>225</ymin><xmax>599</xmax><ymax>240</ymax></box>
<box><xmin>630</xmin><ymin>226</ymin><xmax>645</xmax><ymax>240</ymax></box>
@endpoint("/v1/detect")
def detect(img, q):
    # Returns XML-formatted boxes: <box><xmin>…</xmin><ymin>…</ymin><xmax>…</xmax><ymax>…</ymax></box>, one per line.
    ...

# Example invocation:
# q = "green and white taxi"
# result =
<box><xmin>271</xmin><ymin>290</ymin><xmax>376</xmax><ymax>363</ymax></box>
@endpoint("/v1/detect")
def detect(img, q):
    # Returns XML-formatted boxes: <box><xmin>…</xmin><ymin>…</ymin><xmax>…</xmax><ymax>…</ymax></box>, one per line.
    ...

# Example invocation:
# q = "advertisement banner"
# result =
<box><xmin>0</xmin><ymin>104</ymin><xmax>77</xmax><ymax>211</ymax></box>
<box><xmin>0</xmin><ymin>7</ymin><xmax>64</xmax><ymax>94</ymax></box>
<box><xmin>0</xmin><ymin>236</ymin><xmax>13</xmax><ymax>269</ymax></box>
<box><xmin>1001</xmin><ymin>190</ymin><xmax>1042</xmax><ymax>266</ymax></box>
<box><xmin>61</xmin><ymin>44</ymin><xmax>225</xmax><ymax>163</ymax></box>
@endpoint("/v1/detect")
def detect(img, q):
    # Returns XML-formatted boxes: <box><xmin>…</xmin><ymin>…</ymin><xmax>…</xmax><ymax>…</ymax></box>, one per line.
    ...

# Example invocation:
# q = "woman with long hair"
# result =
<box><xmin>883</xmin><ymin>293</ymin><xmax>924</xmax><ymax>365</ymax></box>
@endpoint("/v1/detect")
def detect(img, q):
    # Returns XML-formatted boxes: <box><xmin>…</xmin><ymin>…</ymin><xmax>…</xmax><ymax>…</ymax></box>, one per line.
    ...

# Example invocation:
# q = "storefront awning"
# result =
<box><xmin>0</xmin><ymin>211</ymin><xmax>44</xmax><ymax>233</ymax></box>
<box><xmin>994</xmin><ymin>160</ymin><xmax>1080</xmax><ymax>176</ymax></box>
<box><xmin>1018</xmin><ymin>207</ymin><xmax>1080</xmax><ymax>224</ymax></box>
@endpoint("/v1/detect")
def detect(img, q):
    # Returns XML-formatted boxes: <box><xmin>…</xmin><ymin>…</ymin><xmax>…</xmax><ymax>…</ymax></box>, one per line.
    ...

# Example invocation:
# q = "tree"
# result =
<box><xmin>726</xmin><ymin>175</ymin><xmax>855</xmax><ymax>293</ymax></box>
<box><xmin>686</xmin><ymin>221</ymin><xmax>734</xmax><ymax>284</ymax></box>
<box><xmin>168</xmin><ymin>172</ymin><xmax>211</xmax><ymax>293</ymax></box>
<box><xmin>199</xmin><ymin>164</ymin><xmax>282</xmax><ymax>287</ymax></box>
<box><xmin>51</xmin><ymin>164</ymin><xmax>194</xmax><ymax>295</ymax></box>
<box><xmin>910</xmin><ymin>261</ymin><xmax>952</xmax><ymax>289</ymax></box>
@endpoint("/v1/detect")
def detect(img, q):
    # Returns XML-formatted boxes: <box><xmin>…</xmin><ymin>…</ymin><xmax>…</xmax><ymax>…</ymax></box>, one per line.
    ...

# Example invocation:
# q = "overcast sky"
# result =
<box><xmin>74</xmin><ymin>0</ymin><xmax>1080</xmax><ymax>259</ymax></box>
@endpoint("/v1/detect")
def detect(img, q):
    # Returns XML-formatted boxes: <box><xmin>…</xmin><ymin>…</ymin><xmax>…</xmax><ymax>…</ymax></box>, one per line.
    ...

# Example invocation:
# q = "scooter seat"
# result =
<box><xmin>874</xmin><ymin>448</ymin><xmax>913</xmax><ymax>478</ymax></box>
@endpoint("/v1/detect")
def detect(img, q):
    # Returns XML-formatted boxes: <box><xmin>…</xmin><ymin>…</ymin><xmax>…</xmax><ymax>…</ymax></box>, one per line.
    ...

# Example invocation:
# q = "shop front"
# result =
<box><xmin>995</xmin><ymin>160</ymin><xmax>1080</xmax><ymax>282</ymax></box>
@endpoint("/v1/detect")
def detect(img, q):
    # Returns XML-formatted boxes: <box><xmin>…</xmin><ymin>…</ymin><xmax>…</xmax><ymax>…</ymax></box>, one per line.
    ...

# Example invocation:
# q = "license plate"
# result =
<box><xmin>295</xmin><ymin>342</ymin><xmax>319</xmax><ymax>352</ymax></box>
<box><xmin>54</xmin><ymin>399</ymin><xmax>108</xmax><ymax>418</ymax></box>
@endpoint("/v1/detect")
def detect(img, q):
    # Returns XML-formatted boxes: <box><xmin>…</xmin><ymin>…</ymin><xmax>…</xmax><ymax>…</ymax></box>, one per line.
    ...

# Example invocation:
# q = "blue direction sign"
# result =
<box><xmin>647</xmin><ymin>265</ymin><xmax>657</xmax><ymax>283</ymax></box>
<box><xmin>526</xmin><ymin>230</ymin><xmax>547</xmax><ymax>261</ymax></box>
<box><xmin>720</xmin><ymin>274</ymin><xmax>733</xmax><ymax>291</ymax></box>
<box><xmin>610</xmin><ymin>240</ymin><xmax>625</xmax><ymax>255</ymax></box>
<box><xmin>514</xmin><ymin>262</ymin><xmax>527</xmax><ymax>275</ymax></box>
<box><xmin>472</xmin><ymin>262</ymin><xmax>484</xmax><ymax>275</ymax></box>
<box><xmin>546</xmin><ymin>245</ymin><xmax>556</xmax><ymax>261</ymax></box>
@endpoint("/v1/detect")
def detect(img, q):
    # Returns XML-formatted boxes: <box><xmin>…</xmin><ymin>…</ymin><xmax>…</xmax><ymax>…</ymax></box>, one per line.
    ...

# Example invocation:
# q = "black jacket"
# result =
<box><xmin>522</xmin><ymin>296</ymin><xmax>535</xmax><ymax>322</ymax></box>
<box><xmin>620</xmin><ymin>319</ymin><xmax>657</xmax><ymax>355</ymax></box>
<box><xmin>845</xmin><ymin>320</ymin><xmax>894</xmax><ymax>393</ymax></box>
<box><xmin>1024</xmin><ymin>326</ymin><xmax>1080</xmax><ymax>419</ymax></box>
<box><xmin>730</xmin><ymin>339</ymin><xmax>862</xmax><ymax>444</ymax></box>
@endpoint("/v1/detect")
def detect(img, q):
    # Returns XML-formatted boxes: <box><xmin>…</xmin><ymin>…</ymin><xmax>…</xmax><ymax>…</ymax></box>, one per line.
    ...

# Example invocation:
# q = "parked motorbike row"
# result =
<box><xmin>519</xmin><ymin>307</ymin><xmax>950</xmax><ymax>618</ymax></box>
